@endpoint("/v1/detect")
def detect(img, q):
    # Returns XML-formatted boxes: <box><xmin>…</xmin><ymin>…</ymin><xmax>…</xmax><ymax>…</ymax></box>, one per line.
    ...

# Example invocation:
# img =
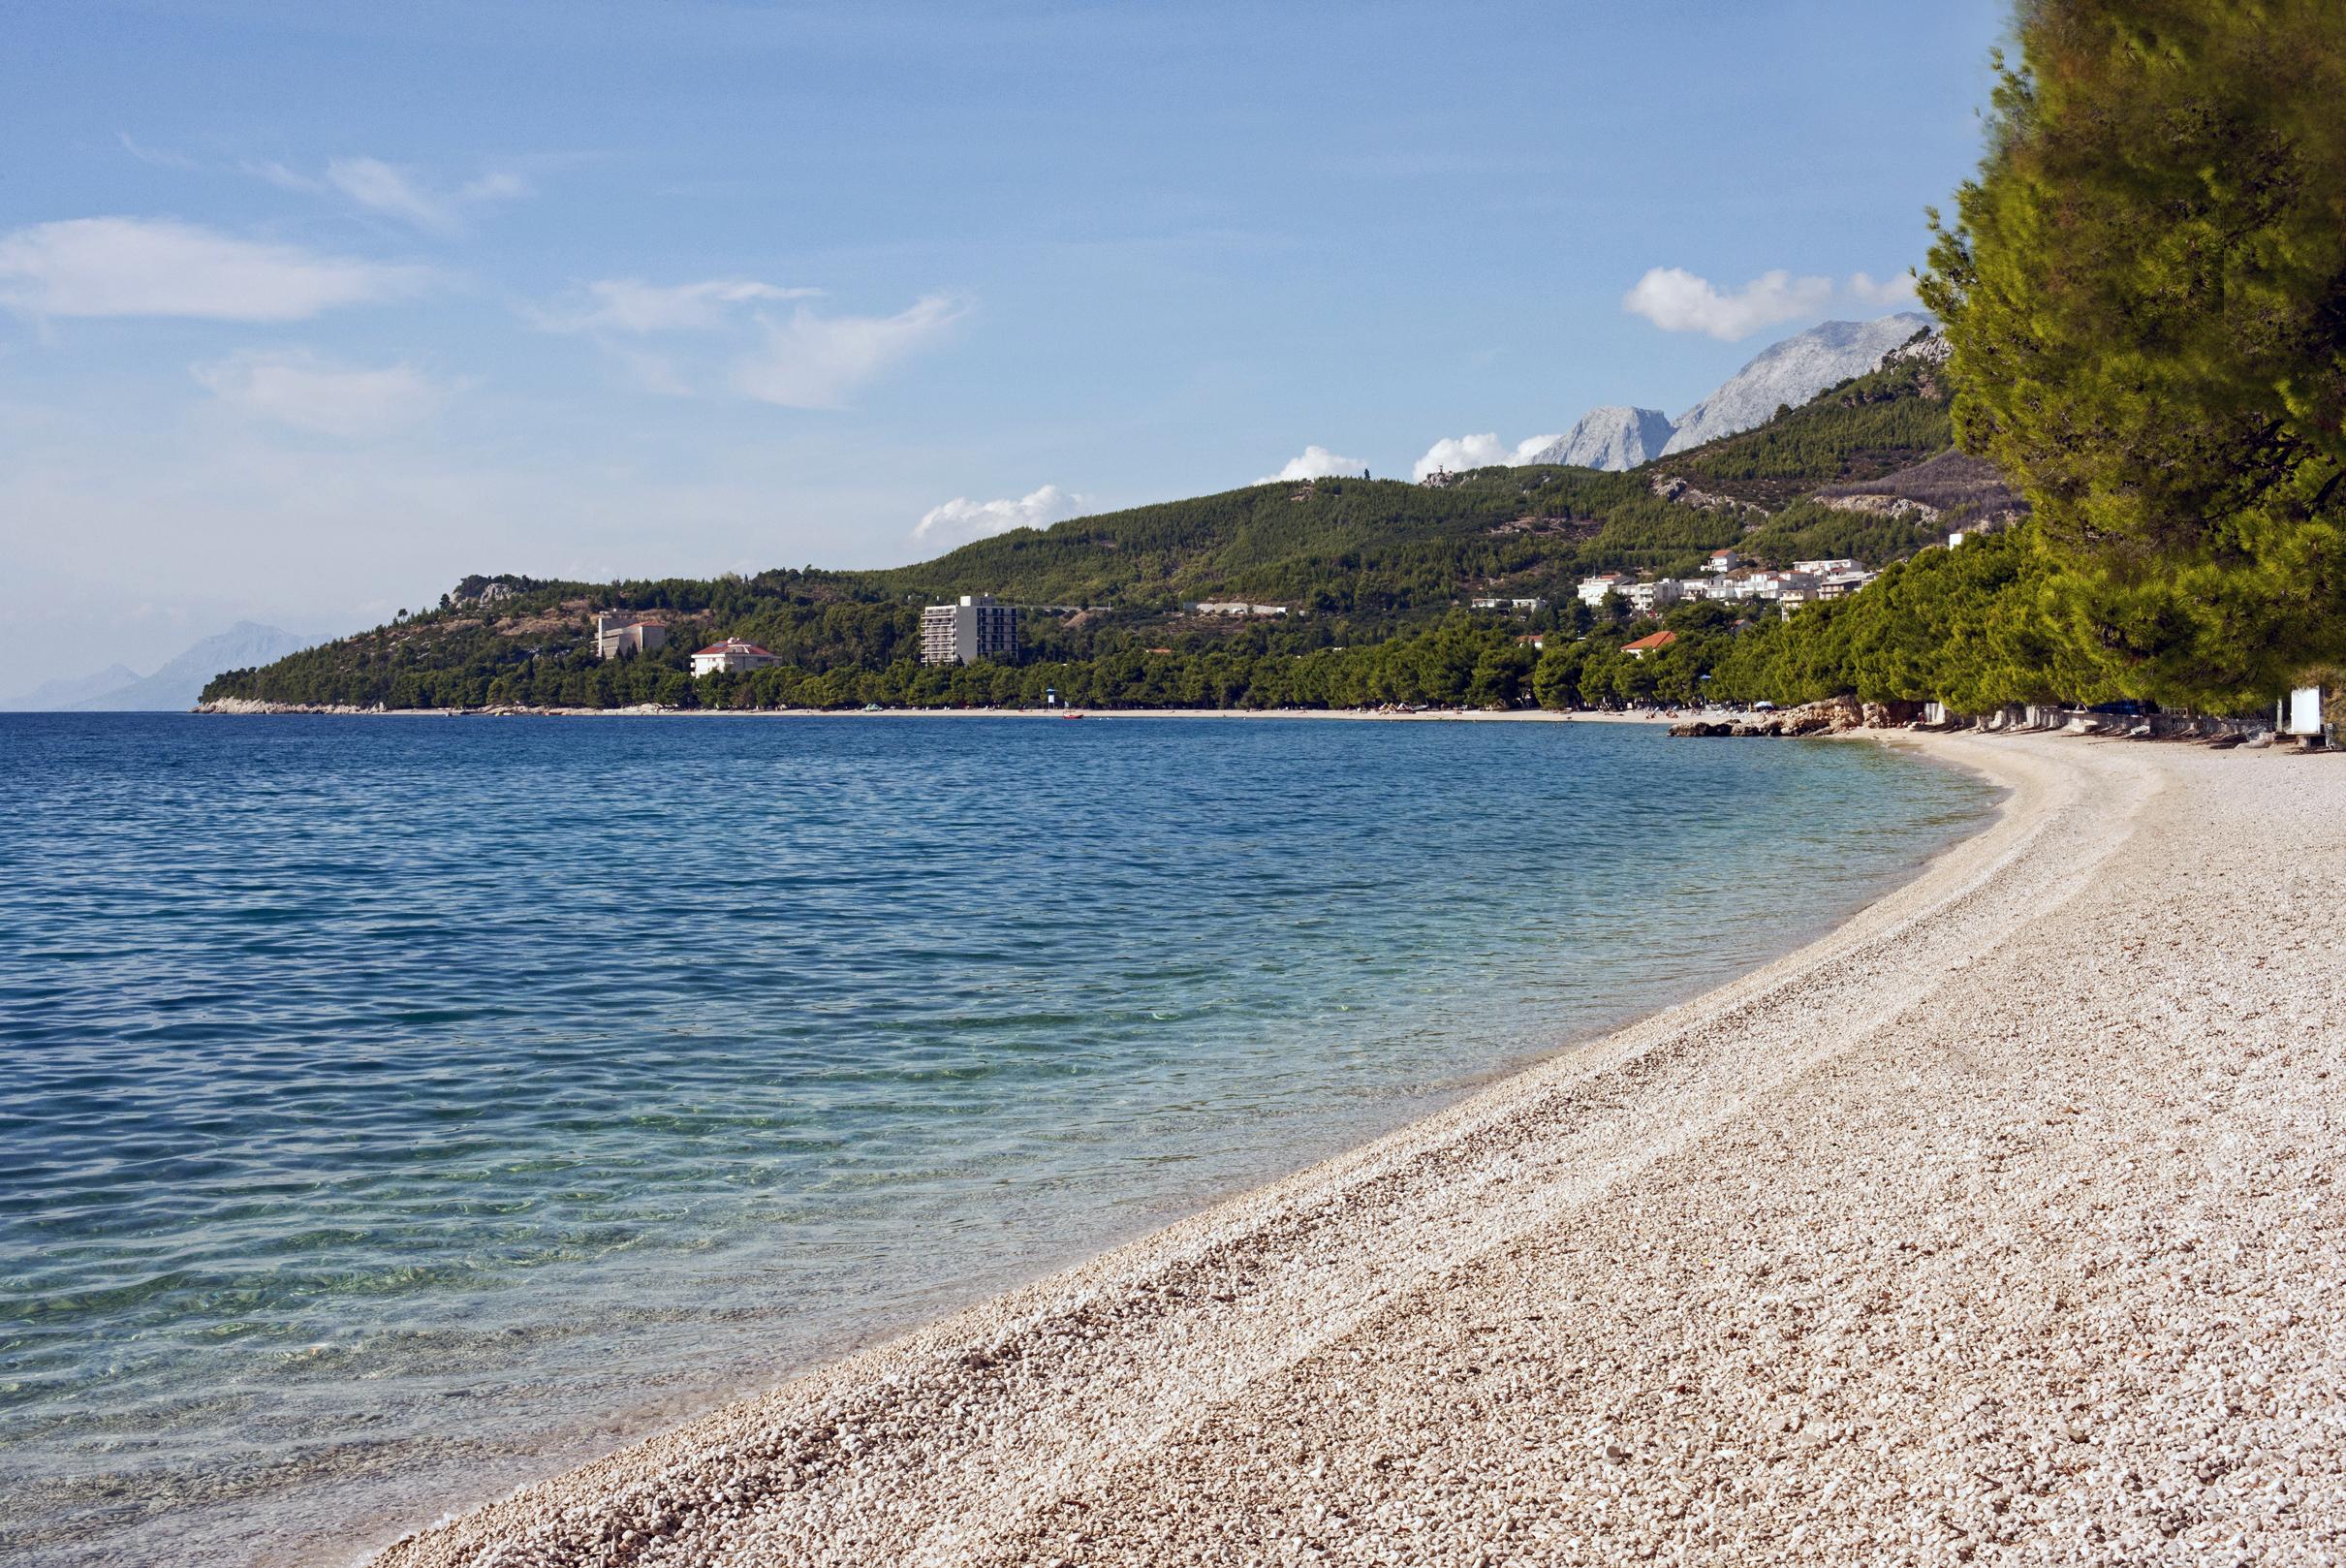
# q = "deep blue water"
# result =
<box><xmin>0</xmin><ymin>713</ymin><xmax>1995</xmax><ymax>1565</ymax></box>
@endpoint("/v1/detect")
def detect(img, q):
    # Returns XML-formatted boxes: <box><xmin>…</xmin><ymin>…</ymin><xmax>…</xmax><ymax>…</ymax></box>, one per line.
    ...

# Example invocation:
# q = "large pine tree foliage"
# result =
<box><xmin>1922</xmin><ymin>0</ymin><xmax>2346</xmax><ymax>706</ymax></box>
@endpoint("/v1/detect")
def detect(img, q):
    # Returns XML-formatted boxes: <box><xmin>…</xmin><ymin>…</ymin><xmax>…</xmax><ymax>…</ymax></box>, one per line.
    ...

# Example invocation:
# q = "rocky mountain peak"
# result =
<box><xmin>1519</xmin><ymin>406</ymin><xmax>1677</xmax><ymax>472</ymax></box>
<box><xmin>1659</xmin><ymin>313</ymin><xmax>1933</xmax><ymax>456</ymax></box>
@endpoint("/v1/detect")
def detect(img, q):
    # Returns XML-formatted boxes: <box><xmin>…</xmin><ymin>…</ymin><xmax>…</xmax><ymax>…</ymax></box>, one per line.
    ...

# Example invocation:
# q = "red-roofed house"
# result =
<box><xmin>690</xmin><ymin>639</ymin><xmax>779</xmax><ymax>676</ymax></box>
<box><xmin>1620</xmin><ymin>629</ymin><xmax>1677</xmax><ymax>660</ymax></box>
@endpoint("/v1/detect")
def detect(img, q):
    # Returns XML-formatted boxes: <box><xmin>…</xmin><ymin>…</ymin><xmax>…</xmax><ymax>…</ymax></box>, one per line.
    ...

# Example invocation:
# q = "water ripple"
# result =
<box><xmin>0</xmin><ymin>713</ymin><xmax>1993</xmax><ymax>1567</ymax></box>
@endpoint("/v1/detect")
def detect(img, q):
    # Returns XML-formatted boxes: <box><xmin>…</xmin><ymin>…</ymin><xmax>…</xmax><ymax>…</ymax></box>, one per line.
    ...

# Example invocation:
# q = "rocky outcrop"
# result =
<box><xmin>1876</xmin><ymin>328</ymin><xmax>1952</xmax><ymax>368</ymax></box>
<box><xmin>1660</xmin><ymin>314</ymin><xmax>1933</xmax><ymax>455</ymax></box>
<box><xmin>1650</xmin><ymin>474</ymin><xmax>1767</xmax><ymax>517</ymax></box>
<box><xmin>1813</xmin><ymin>450</ymin><xmax>2027</xmax><ymax>529</ymax></box>
<box><xmin>198</xmin><ymin>698</ymin><xmax>389</xmax><ymax>715</ymax></box>
<box><xmin>1818</xmin><ymin>492</ymin><xmax>1941</xmax><ymax>522</ymax></box>
<box><xmin>1672</xmin><ymin>697</ymin><xmax>1923</xmax><ymax>738</ymax></box>
<box><xmin>448</xmin><ymin>574</ymin><xmax>539</xmax><ymax>607</ymax></box>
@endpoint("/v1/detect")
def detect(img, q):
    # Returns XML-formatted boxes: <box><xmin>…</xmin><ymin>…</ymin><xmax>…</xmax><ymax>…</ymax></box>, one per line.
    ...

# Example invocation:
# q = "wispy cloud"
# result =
<box><xmin>1622</xmin><ymin>267</ymin><xmax>1920</xmax><ymax>340</ymax></box>
<box><xmin>249</xmin><ymin>157</ymin><xmax>530</xmax><ymax>234</ymax></box>
<box><xmin>193</xmin><ymin>348</ymin><xmax>452</xmax><ymax>438</ymax></box>
<box><xmin>1409</xmin><ymin>432</ymin><xmax>1561</xmax><ymax>483</ymax></box>
<box><xmin>731</xmin><ymin>294</ymin><xmax>966</xmax><ymax>409</ymax></box>
<box><xmin>914</xmin><ymin>484</ymin><xmax>1086</xmax><ymax>544</ymax></box>
<box><xmin>534</xmin><ymin>277</ymin><xmax>823</xmax><ymax>335</ymax></box>
<box><xmin>116</xmin><ymin>132</ymin><xmax>199</xmax><ymax>171</ymax></box>
<box><xmin>532</xmin><ymin>279</ymin><xmax>961</xmax><ymax>406</ymax></box>
<box><xmin>328</xmin><ymin>158</ymin><xmax>465</xmax><ymax>232</ymax></box>
<box><xmin>0</xmin><ymin>217</ymin><xmax>431</xmax><ymax>321</ymax></box>
<box><xmin>1256</xmin><ymin>444</ymin><xmax>1366</xmax><ymax>484</ymax></box>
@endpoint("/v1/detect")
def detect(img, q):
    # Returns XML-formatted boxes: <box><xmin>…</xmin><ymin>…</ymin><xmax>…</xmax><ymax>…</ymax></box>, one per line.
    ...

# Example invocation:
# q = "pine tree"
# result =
<box><xmin>1922</xmin><ymin>0</ymin><xmax>2346</xmax><ymax>707</ymax></box>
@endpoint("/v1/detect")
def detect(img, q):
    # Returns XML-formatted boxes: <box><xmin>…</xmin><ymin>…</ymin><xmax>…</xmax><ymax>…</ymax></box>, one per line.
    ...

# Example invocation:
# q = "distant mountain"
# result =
<box><xmin>31</xmin><ymin>623</ymin><xmax>311</xmax><ymax>712</ymax></box>
<box><xmin>1660</xmin><ymin>313</ymin><xmax>1932</xmax><ymax>455</ymax></box>
<box><xmin>1520</xmin><ymin>406</ymin><xmax>1677</xmax><ymax>472</ymax></box>
<box><xmin>4</xmin><ymin>664</ymin><xmax>143</xmax><ymax>711</ymax></box>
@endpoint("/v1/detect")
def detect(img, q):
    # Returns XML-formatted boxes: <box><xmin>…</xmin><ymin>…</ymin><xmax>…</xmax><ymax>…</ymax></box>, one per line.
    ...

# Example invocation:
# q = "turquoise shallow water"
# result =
<box><xmin>0</xmin><ymin>713</ymin><xmax>1995</xmax><ymax>1565</ymax></box>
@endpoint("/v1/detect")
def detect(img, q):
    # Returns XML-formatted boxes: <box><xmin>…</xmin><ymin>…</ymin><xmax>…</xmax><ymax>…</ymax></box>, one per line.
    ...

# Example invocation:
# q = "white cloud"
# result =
<box><xmin>248</xmin><ymin>157</ymin><xmax>529</xmax><ymax>233</ymax></box>
<box><xmin>1623</xmin><ymin>267</ymin><xmax>1924</xmax><ymax>340</ymax></box>
<box><xmin>1623</xmin><ymin>267</ymin><xmax>1834</xmax><ymax>340</ymax></box>
<box><xmin>0</xmin><ymin>217</ymin><xmax>430</xmax><ymax>321</ymax></box>
<box><xmin>1410</xmin><ymin>432</ymin><xmax>1562</xmax><ymax>482</ymax></box>
<box><xmin>1256</xmin><ymin>444</ymin><xmax>1366</xmax><ymax>484</ymax></box>
<box><xmin>731</xmin><ymin>294</ymin><xmax>966</xmax><ymax>409</ymax></box>
<box><xmin>193</xmin><ymin>349</ymin><xmax>451</xmax><ymax>437</ymax></box>
<box><xmin>534</xmin><ymin>279</ymin><xmax>963</xmax><ymax>405</ymax></box>
<box><xmin>536</xmin><ymin>277</ymin><xmax>823</xmax><ymax>335</ymax></box>
<box><xmin>326</xmin><ymin>158</ymin><xmax>463</xmax><ymax>232</ymax></box>
<box><xmin>914</xmin><ymin>484</ymin><xmax>1087</xmax><ymax>544</ymax></box>
<box><xmin>1847</xmin><ymin>269</ymin><xmax>1920</xmax><ymax>307</ymax></box>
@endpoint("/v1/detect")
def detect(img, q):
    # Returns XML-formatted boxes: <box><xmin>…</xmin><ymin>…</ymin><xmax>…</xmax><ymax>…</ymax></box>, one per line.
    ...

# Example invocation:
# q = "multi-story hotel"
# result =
<box><xmin>920</xmin><ymin>594</ymin><xmax>1017</xmax><ymax>666</ymax></box>
<box><xmin>592</xmin><ymin>612</ymin><xmax>670</xmax><ymax>660</ymax></box>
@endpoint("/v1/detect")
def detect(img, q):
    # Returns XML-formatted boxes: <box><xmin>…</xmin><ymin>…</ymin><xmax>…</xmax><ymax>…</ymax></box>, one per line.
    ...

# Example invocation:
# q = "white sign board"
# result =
<box><xmin>2284</xmin><ymin>685</ymin><xmax>2326</xmax><ymax>736</ymax></box>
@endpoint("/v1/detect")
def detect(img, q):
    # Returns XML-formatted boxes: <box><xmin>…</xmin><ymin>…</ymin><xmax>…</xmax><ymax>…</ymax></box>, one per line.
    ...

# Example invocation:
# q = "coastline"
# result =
<box><xmin>193</xmin><ymin>700</ymin><xmax>1721</xmax><ymax>724</ymax></box>
<box><xmin>365</xmin><ymin>731</ymin><xmax>2346</xmax><ymax>1565</ymax></box>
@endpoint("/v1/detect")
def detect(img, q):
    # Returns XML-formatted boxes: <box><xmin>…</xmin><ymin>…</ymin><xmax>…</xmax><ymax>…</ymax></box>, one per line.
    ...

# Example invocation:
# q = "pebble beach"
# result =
<box><xmin>366</xmin><ymin>730</ymin><xmax>2346</xmax><ymax>1567</ymax></box>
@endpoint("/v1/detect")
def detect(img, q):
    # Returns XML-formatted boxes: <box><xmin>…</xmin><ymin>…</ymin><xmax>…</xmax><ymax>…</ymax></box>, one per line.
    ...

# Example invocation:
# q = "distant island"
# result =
<box><xmin>10</xmin><ymin>622</ymin><xmax>309</xmax><ymax>712</ymax></box>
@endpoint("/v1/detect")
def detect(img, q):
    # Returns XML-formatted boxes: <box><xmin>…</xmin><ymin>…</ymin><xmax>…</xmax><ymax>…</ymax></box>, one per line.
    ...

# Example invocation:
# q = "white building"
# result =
<box><xmin>1816</xmin><ymin>568</ymin><xmax>1877</xmax><ymax>600</ymax></box>
<box><xmin>690</xmin><ymin>638</ymin><xmax>779</xmax><ymax>675</ymax></box>
<box><xmin>1704</xmin><ymin>549</ymin><xmax>1741</xmax><ymax>574</ymax></box>
<box><xmin>1625</xmin><ymin>579</ymin><xmax>1683</xmax><ymax>614</ymax></box>
<box><xmin>1469</xmin><ymin>596</ymin><xmax>1548</xmax><ymax>612</ymax></box>
<box><xmin>921</xmin><ymin>593</ymin><xmax>1019</xmax><ymax>665</ymax></box>
<box><xmin>1795</xmin><ymin>557</ymin><xmax>1863</xmax><ymax>577</ymax></box>
<box><xmin>1184</xmin><ymin>601</ymin><xmax>1289</xmax><ymax>617</ymax></box>
<box><xmin>1746</xmin><ymin>571</ymin><xmax>1820</xmax><ymax>601</ymax></box>
<box><xmin>1577</xmin><ymin>572</ymin><xmax>1636</xmax><ymax>608</ymax></box>
<box><xmin>593</xmin><ymin>612</ymin><xmax>669</xmax><ymax>660</ymax></box>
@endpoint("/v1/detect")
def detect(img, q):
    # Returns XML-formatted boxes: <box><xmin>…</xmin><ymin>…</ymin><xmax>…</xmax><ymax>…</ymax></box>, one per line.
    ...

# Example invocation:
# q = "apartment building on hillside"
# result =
<box><xmin>921</xmin><ymin>594</ymin><xmax>1019</xmax><ymax>666</ymax></box>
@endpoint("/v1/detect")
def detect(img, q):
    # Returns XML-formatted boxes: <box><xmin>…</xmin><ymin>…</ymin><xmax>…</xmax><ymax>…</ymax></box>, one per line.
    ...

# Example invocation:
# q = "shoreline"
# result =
<box><xmin>366</xmin><ymin>732</ymin><xmax>2346</xmax><ymax>1565</ymax></box>
<box><xmin>191</xmin><ymin>700</ymin><xmax>1721</xmax><ymax>725</ymax></box>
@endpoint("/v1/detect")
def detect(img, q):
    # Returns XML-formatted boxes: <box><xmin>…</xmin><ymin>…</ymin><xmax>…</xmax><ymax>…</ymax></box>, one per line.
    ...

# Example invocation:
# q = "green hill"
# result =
<box><xmin>203</xmin><ymin>348</ymin><xmax>1961</xmax><ymax>711</ymax></box>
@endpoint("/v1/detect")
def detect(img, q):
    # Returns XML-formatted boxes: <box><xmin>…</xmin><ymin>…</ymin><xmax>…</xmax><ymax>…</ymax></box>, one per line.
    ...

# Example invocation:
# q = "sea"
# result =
<box><xmin>0</xmin><ymin>712</ymin><xmax>1998</xmax><ymax>1566</ymax></box>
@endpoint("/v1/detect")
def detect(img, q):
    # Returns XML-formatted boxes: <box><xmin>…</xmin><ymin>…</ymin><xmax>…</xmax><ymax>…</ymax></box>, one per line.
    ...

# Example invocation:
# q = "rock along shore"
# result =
<box><xmin>363</xmin><ymin>731</ymin><xmax>2346</xmax><ymax>1568</ymax></box>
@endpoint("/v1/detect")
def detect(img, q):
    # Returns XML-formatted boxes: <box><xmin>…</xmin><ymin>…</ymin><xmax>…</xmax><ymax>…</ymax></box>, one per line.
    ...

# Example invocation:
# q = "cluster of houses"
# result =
<box><xmin>592</xmin><ymin>614</ymin><xmax>792</xmax><ymax>676</ymax></box>
<box><xmin>1577</xmin><ymin>549</ymin><xmax>1878</xmax><ymax>614</ymax></box>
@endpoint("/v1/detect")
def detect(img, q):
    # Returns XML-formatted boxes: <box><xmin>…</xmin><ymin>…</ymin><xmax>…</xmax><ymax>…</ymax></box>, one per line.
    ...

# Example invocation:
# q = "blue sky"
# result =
<box><xmin>1</xmin><ymin>0</ymin><xmax>2008</xmax><ymax>687</ymax></box>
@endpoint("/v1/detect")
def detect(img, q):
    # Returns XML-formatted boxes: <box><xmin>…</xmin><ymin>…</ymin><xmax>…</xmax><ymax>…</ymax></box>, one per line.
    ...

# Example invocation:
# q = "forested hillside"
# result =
<box><xmin>203</xmin><ymin>341</ymin><xmax>1986</xmax><ymax>711</ymax></box>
